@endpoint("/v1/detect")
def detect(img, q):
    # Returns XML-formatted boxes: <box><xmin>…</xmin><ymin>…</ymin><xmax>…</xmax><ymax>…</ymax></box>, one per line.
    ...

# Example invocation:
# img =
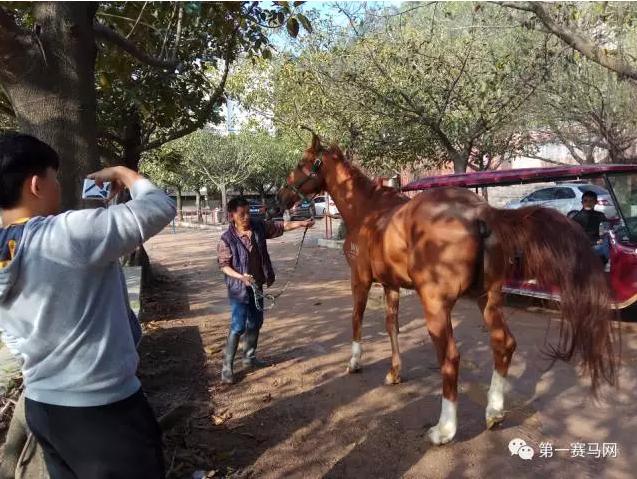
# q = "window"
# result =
<box><xmin>526</xmin><ymin>188</ymin><xmax>556</xmax><ymax>201</ymax></box>
<box><xmin>554</xmin><ymin>187</ymin><xmax>576</xmax><ymax>199</ymax></box>
<box><xmin>577</xmin><ymin>185</ymin><xmax>608</xmax><ymax>195</ymax></box>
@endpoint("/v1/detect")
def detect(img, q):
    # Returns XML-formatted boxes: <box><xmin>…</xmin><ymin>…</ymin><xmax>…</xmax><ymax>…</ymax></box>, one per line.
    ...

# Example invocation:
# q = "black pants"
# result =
<box><xmin>25</xmin><ymin>389</ymin><xmax>165</xmax><ymax>479</ymax></box>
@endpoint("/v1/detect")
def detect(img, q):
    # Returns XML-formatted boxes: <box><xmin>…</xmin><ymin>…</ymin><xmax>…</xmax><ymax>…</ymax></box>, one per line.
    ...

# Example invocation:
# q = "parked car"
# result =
<box><xmin>505</xmin><ymin>183</ymin><xmax>617</xmax><ymax>219</ymax></box>
<box><xmin>290</xmin><ymin>199</ymin><xmax>314</xmax><ymax>220</ymax></box>
<box><xmin>313</xmin><ymin>195</ymin><xmax>340</xmax><ymax>218</ymax></box>
<box><xmin>248</xmin><ymin>200</ymin><xmax>265</xmax><ymax>219</ymax></box>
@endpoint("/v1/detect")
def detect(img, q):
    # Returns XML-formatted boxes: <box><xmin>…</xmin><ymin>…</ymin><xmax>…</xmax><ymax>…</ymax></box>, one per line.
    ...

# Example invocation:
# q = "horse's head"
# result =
<box><xmin>277</xmin><ymin>129</ymin><xmax>328</xmax><ymax>211</ymax></box>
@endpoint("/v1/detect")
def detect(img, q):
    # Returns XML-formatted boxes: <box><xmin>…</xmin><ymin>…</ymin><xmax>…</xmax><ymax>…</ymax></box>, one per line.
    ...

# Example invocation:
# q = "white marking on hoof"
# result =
<box><xmin>486</xmin><ymin>370</ymin><xmax>507</xmax><ymax>429</ymax></box>
<box><xmin>427</xmin><ymin>397</ymin><xmax>457</xmax><ymax>445</ymax></box>
<box><xmin>347</xmin><ymin>341</ymin><xmax>362</xmax><ymax>373</ymax></box>
<box><xmin>384</xmin><ymin>369</ymin><xmax>401</xmax><ymax>385</ymax></box>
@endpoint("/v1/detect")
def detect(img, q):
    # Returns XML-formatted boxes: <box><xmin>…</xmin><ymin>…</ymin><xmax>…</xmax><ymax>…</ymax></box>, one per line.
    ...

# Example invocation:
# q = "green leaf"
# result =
<box><xmin>99</xmin><ymin>72</ymin><xmax>111</xmax><ymax>90</ymax></box>
<box><xmin>287</xmin><ymin>17</ymin><xmax>300</xmax><ymax>38</ymax></box>
<box><xmin>297</xmin><ymin>13</ymin><xmax>313</xmax><ymax>33</ymax></box>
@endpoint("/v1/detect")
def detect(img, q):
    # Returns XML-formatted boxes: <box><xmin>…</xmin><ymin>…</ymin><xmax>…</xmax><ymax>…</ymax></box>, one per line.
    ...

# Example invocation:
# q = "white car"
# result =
<box><xmin>313</xmin><ymin>195</ymin><xmax>340</xmax><ymax>217</ymax></box>
<box><xmin>505</xmin><ymin>183</ymin><xmax>617</xmax><ymax>219</ymax></box>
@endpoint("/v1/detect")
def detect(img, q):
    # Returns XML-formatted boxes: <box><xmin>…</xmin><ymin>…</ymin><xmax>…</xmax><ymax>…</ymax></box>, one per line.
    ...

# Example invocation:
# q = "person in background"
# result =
<box><xmin>217</xmin><ymin>197</ymin><xmax>314</xmax><ymax>384</ymax></box>
<box><xmin>0</xmin><ymin>133</ymin><xmax>176</xmax><ymax>479</ymax></box>
<box><xmin>571</xmin><ymin>190</ymin><xmax>610</xmax><ymax>263</ymax></box>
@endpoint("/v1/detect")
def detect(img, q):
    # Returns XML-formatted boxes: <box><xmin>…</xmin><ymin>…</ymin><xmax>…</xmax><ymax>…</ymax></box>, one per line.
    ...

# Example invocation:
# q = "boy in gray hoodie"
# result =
<box><xmin>0</xmin><ymin>134</ymin><xmax>176</xmax><ymax>478</ymax></box>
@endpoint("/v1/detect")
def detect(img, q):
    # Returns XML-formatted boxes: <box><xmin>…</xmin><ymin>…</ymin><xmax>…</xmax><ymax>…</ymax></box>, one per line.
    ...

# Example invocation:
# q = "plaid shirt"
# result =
<box><xmin>217</xmin><ymin>220</ymin><xmax>284</xmax><ymax>269</ymax></box>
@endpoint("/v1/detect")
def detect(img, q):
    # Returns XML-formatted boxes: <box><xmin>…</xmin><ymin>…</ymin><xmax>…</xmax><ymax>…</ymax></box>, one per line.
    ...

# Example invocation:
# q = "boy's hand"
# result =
<box><xmin>87</xmin><ymin>166</ymin><xmax>143</xmax><ymax>202</ymax></box>
<box><xmin>241</xmin><ymin>274</ymin><xmax>255</xmax><ymax>287</ymax></box>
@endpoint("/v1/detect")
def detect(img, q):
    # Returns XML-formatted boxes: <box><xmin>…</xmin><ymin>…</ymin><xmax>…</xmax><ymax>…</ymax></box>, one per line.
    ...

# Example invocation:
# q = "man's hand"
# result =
<box><xmin>283</xmin><ymin>218</ymin><xmax>315</xmax><ymax>232</ymax></box>
<box><xmin>87</xmin><ymin>166</ymin><xmax>143</xmax><ymax>202</ymax></box>
<box><xmin>221</xmin><ymin>267</ymin><xmax>256</xmax><ymax>286</ymax></box>
<box><xmin>301</xmin><ymin>218</ymin><xmax>315</xmax><ymax>229</ymax></box>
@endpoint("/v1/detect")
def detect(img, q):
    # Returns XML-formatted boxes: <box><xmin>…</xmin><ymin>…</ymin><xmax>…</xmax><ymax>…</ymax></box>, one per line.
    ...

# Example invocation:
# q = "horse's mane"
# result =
<box><xmin>326</xmin><ymin>144</ymin><xmax>406</xmax><ymax>202</ymax></box>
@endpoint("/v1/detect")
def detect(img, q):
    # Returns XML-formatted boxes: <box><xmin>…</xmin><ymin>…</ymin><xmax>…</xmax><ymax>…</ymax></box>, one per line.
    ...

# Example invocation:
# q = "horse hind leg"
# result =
<box><xmin>478</xmin><ymin>286</ymin><xmax>517</xmax><ymax>430</ymax></box>
<box><xmin>384</xmin><ymin>286</ymin><xmax>401</xmax><ymax>385</ymax></box>
<box><xmin>418</xmin><ymin>288</ymin><xmax>460</xmax><ymax>445</ymax></box>
<box><xmin>347</xmin><ymin>280</ymin><xmax>371</xmax><ymax>373</ymax></box>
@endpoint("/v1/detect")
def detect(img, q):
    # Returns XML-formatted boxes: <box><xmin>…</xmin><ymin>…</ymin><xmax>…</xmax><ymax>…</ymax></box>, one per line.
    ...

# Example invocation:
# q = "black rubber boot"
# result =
<box><xmin>221</xmin><ymin>332</ymin><xmax>240</xmax><ymax>384</ymax></box>
<box><xmin>242</xmin><ymin>329</ymin><xmax>268</xmax><ymax>368</ymax></box>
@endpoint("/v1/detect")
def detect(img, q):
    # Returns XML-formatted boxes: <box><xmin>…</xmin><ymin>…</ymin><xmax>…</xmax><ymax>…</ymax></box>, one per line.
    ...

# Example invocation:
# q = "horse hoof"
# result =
<box><xmin>427</xmin><ymin>424</ymin><xmax>455</xmax><ymax>446</ymax></box>
<box><xmin>384</xmin><ymin>372</ymin><xmax>401</xmax><ymax>385</ymax></box>
<box><xmin>347</xmin><ymin>363</ymin><xmax>362</xmax><ymax>374</ymax></box>
<box><xmin>486</xmin><ymin>412</ymin><xmax>505</xmax><ymax>430</ymax></box>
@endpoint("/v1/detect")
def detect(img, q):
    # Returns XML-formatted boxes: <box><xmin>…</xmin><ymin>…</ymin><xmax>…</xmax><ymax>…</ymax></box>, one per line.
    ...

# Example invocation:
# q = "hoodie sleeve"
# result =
<box><xmin>39</xmin><ymin>179</ymin><xmax>176</xmax><ymax>267</ymax></box>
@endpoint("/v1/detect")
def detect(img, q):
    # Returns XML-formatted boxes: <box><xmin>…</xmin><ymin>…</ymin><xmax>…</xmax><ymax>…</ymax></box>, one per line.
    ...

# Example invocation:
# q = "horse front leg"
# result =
<box><xmin>347</xmin><ymin>278</ymin><xmax>371</xmax><ymax>373</ymax></box>
<box><xmin>384</xmin><ymin>286</ymin><xmax>402</xmax><ymax>384</ymax></box>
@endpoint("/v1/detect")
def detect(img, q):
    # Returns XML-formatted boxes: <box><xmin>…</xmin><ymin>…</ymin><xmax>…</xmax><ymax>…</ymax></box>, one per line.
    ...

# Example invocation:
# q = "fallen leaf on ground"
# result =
<box><xmin>204</xmin><ymin>346</ymin><xmax>221</xmax><ymax>355</ymax></box>
<box><xmin>212</xmin><ymin>409</ymin><xmax>233</xmax><ymax>425</ymax></box>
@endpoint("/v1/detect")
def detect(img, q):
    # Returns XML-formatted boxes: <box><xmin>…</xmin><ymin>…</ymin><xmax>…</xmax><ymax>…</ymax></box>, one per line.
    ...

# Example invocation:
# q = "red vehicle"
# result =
<box><xmin>403</xmin><ymin>164</ymin><xmax>637</xmax><ymax>311</ymax></box>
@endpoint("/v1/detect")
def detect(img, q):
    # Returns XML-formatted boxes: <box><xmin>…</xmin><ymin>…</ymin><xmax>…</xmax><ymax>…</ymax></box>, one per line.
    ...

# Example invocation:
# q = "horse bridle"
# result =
<box><xmin>282</xmin><ymin>149</ymin><xmax>324</xmax><ymax>202</ymax></box>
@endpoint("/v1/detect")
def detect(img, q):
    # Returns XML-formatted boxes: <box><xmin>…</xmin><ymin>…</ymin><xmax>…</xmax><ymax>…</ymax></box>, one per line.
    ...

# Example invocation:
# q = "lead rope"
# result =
<box><xmin>249</xmin><ymin>225</ymin><xmax>310</xmax><ymax>311</ymax></box>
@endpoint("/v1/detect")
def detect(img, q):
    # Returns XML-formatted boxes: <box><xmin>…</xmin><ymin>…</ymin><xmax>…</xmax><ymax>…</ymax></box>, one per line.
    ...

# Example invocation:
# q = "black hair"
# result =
<box><xmin>227</xmin><ymin>196</ymin><xmax>249</xmax><ymax>212</ymax></box>
<box><xmin>0</xmin><ymin>133</ymin><xmax>60</xmax><ymax>209</ymax></box>
<box><xmin>582</xmin><ymin>191</ymin><xmax>598</xmax><ymax>202</ymax></box>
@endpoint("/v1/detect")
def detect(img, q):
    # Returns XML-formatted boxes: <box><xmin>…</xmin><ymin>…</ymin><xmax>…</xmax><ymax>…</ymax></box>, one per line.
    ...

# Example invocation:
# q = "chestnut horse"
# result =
<box><xmin>277</xmin><ymin>134</ymin><xmax>618</xmax><ymax>445</ymax></box>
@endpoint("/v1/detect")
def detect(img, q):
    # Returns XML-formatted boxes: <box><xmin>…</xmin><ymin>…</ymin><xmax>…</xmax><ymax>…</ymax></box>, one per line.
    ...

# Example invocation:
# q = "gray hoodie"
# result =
<box><xmin>0</xmin><ymin>179</ymin><xmax>175</xmax><ymax>407</ymax></box>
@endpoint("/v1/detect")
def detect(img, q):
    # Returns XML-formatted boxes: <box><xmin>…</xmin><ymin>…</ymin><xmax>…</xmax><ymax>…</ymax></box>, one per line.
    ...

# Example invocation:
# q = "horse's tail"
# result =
<box><xmin>485</xmin><ymin>206</ymin><xmax>619</xmax><ymax>393</ymax></box>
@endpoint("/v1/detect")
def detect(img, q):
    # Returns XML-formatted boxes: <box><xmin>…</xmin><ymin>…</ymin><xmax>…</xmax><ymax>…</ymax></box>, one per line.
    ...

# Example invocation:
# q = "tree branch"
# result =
<box><xmin>171</xmin><ymin>3</ymin><xmax>184</xmax><ymax>61</ymax></box>
<box><xmin>523</xmin><ymin>153</ymin><xmax>572</xmax><ymax>166</ymax></box>
<box><xmin>126</xmin><ymin>2</ymin><xmax>148</xmax><ymax>39</ymax></box>
<box><xmin>498</xmin><ymin>1</ymin><xmax>637</xmax><ymax>80</ymax></box>
<box><xmin>438</xmin><ymin>36</ymin><xmax>474</xmax><ymax>122</ymax></box>
<box><xmin>0</xmin><ymin>6</ymin><xmax>37</xmax><ymax>78</ymax></box>
<box><xmin>493</xmin><ymin>2</ymin><xmax>535</xmax><ymax>13</ymax></box>
<box><xmin>97</xmin><ymin>129</ymin><xmax>124</xmax><ymax>144</ymax></box>
<box><xmin>93</xmin><ymin>22</ymin><xmax>179</xmax><ymax>69</ymax></box>
<box><xmin>550</xmin><ymin>126</ymin><xmax>586</xmax><ymax>164</ymax></box>
<box><xmin>139</xmin><ymin>31</ymin><xmax>237</xmax><ymax>152</ymax></box>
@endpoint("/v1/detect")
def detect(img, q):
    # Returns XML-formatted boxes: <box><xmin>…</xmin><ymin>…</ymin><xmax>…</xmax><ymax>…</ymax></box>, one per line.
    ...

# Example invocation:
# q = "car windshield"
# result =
<box><xmin>607</xmin><ymin>173</ymin><xmax>637</xmax><ymax>241</ymax></box>
<box><xmin>577</xmin><ymin>184</ymin><xmax>608</xmax><ymax>195</ymax></box>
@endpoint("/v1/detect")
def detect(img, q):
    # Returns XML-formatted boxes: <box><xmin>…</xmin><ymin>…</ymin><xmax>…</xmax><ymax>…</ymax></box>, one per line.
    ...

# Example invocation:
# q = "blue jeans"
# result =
<box><xmin>229</xmin><ymin>292</ymin><xmax>264</xmax><ymax>336</ymax></box>
<box><xmin>593</xmin><ymin>236</ymin><xmax>610</xmax><ymax>263</ymax></box>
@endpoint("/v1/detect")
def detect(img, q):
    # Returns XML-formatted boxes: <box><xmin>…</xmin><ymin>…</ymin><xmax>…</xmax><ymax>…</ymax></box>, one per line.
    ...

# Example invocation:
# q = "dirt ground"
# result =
<box><xmin>141</xmin><ymin>226</ymin><xmax>637</xmax><ymax>479</ymax></box>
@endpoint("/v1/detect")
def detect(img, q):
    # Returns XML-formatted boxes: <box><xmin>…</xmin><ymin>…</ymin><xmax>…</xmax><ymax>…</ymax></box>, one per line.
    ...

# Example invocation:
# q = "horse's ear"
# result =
<box><xmin>300</xmin><ymin>125</ymin><xmax>322</xmax><ymax>152</ymax></box>
<box><xmin>311</xmin><ymin>133</ymin><xmax>322</xmax><ymax>152</ymax></box>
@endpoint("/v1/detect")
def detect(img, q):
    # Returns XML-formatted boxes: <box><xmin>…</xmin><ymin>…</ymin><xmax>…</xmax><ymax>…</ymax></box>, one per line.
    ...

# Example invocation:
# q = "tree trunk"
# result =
<box><xmin>220</xmin><ymin>184</ymin><xmax>228</xmax><ymax>224</ymax></box>
<box><xmin>195</xmin><ymin>191</ymin><xmax>202</xmax><ymax>223</ymax></box>
<box><xmin>1</xmin><ymin>3</ymin><xmax>100</xmax><ymax>210</ymax></box>
<box><xmin>121</xmin><ymin>108</ymin><xmax>142</xmax><ymax>171</ymax></box>
<box><xmin>176</xmin><ymin>186</ymin><xmax>183</xmax><ymax>221</ymax></box>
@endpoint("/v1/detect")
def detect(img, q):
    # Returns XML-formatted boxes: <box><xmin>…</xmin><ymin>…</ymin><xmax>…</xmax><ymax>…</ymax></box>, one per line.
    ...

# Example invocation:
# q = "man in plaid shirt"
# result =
<box><xmin>217</xmin><ymin>197</ymin><xmax>314</xmax><ymax>384</ymax></box>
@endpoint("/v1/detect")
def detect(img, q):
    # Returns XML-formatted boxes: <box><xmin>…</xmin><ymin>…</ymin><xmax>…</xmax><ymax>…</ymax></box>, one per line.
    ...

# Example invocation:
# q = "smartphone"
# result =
<box><xmin>82</xmin><ymin>178</ymin><xmax>112</xmax><ymax>200</ymax></box>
